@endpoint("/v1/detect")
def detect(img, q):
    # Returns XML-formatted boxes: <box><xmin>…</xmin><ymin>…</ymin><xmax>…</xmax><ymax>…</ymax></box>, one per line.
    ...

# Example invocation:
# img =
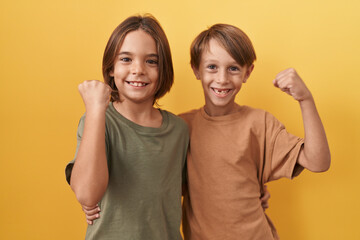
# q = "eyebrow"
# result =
<box><xmin>203</xmin><ymin>59</ymin><xmax>218</xmax><ymax>63</ymax></box>
<box><xmin>203</xmin><ymin>59</ymin><xmax>239</xmax><ymax>66</ymax></box>
<box><xmin>118</xmin><ymin>52</ymin><xmax>159</xmax><ymax>58</ymax></box>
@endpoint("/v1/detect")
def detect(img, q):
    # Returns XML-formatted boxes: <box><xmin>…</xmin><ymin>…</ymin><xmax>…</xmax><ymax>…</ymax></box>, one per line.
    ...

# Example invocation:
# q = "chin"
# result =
<box><xmin>211</xmin><ymin>97</ymin><xmax>234</xmax><ymax>106</ymax></box>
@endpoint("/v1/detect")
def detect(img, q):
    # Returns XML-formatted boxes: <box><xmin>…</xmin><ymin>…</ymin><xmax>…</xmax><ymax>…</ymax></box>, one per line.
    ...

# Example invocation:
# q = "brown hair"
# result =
<box><xmin>102</xmin><ymin>14</ymin><xmax>174</xmax><ymax>104</ymax></box>
<box><xmin>190</xmin><ymin>24</ymin><xmax>256</xmax><ymax>69</ymax></box>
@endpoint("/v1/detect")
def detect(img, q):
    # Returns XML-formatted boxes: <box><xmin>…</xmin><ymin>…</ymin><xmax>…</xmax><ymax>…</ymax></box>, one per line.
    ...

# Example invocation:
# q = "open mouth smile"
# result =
<box><xmin>126</xmin><ymin>81</ymin><xmax>149</xmax><ymax>87</ymax></box>
<box><xmin>211</xmin><ymin>87</ymin><xmax>232</xmax><ymax>96</ymax></box>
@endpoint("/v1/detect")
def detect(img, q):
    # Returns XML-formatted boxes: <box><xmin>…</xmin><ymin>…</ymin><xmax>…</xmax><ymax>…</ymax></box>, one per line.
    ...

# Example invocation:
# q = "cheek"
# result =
<box><xmin>234</xmin><ymin>83</ymin><xmax>244</xmax><ymax>95</ymax></box>
<box><xmin>150</xmin><ymin>69</ymin><xmax>160</xmax><ymax>82</ymax></box>
<box><xmin>234</xmin><ymin>81</ymin><xmax>243</xmax><ymax>90</ymax></box>
<box><xmin>199</xmin><ymin>73</ymin><xmax>212</xmax><ymax>85</ymax></box>
<box><xmin>112</xmin><ymin>68</ymin><xmax>127</xmax><ymax>87</ymax></box>
<box><xmin>113</xmin><ymin>66</ymin><xmax>126</xmax><ymax>78</ymax></box>
<box><xmin>154</xmin><ymin>71</ymin><xmax>160</xmax><ymax>80</ymax></box>
<box><xmin>200</xmin><ymin>78</ymin><xmax>210</xmax><ymax>90</ymax></box>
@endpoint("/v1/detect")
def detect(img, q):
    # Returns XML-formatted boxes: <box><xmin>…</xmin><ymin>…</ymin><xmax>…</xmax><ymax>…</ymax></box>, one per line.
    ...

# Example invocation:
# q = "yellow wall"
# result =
<box><xmin>1</xmin><ymin>0</ymin><xmax>359</xmax><ymax>239</ymax></box>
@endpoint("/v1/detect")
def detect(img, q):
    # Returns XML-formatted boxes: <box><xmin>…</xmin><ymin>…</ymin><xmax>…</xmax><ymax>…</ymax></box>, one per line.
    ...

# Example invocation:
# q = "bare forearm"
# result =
<box><xmin>273</xmin><ymin>69</ymin><xmax>330</xmax><ymax>171</ymax></box>
<box><xmin>298</xmin><ymin>97</ymin><xmax>331</xmax><ymax>172</ymax></box>
<box><xmin>70</xmin><ymin>109</ymin><xmax>109</xmax><ymax>206</ymax></box>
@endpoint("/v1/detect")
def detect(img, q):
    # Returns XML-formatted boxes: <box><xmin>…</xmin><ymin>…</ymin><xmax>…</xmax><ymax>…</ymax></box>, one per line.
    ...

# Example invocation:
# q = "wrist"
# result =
<box><xmin>85</xmin><ymin>104</ymin><xmax>108</xmax><ymax>115</ymax></box>
<box><xmin>298</xmin><ymin>93</ymin><xmax>314</xmax><ymax>103</ymax></box>
<box><xmin>299</xmin><ymin>96</ymin><xmax>316</xmax><ymax>110</ymax></box>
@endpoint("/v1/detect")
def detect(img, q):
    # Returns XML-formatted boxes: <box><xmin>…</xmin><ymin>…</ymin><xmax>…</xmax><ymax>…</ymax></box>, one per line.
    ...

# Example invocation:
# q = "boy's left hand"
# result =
<box><xmin>273</xmin><ymin>68</ymin><xmax>312</xmax><ymax>102</ymax></box>
<box><xmin>260</xmin><ymin>185</ymin><xmax>270</xmax><ymax>210</ymax></box>
<box><xmin>82</xmin><ymin>204</ymin><xmax>101</xmax><ymax>225</ymax></box>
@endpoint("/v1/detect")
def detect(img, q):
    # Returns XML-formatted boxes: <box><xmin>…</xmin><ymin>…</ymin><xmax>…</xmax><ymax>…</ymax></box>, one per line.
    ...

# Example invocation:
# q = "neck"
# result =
<box><xmin>113</xmin><ymin>99</ymin><xmax>162</xmax><ymax>128</ymax></box>
<box><xmin>204</xmin><ymin>102</ymin><xmax>240</xmax><ymax>117</ymax></box>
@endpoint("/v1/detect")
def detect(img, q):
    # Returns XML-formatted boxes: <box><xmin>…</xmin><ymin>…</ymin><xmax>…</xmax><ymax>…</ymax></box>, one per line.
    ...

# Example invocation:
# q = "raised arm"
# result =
<box><xmin>70</xmin><ymin>80</ymin><xmax>112</xmax><ymax>206</ymax></box>
<box><xmin>273</xmin><ymin>68</ymin><xmax>331</xmax><ymax>172</ymax></box>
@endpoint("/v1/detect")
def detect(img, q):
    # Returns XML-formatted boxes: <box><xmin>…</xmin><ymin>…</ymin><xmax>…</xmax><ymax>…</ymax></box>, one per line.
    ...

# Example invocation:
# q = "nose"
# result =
<box><xmin>216</xmin><ymin>69</ymin><xmax>228</xmax><ymax>84</ymax></box>
<box><xmin>131</xmin><ymin>60</ymin><xmax>145</xmax><ymax>75</ymax></box>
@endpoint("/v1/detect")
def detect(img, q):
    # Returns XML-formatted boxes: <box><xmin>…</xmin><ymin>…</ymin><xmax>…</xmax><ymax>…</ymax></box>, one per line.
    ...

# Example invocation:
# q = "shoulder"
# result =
<box><xmin>105</xmin><ymin>102</ymin><xmax>117</xmax><ymax>119</ymax></box>
<box><xmin>242</xmin><ymin>105</ymin><xmax>279</xmax><ymax>120</ymax></box>
<box><xmin>239</xmin><ymin>106</ymin><xmax>284</xmax><ymax>132</ymax></box>
<box><xmin>75</xmin><ymin>113</ymin><xmax>86</xmax><ymax>134</ymax></box>
<box><xmin>239</xmin><ymin>105</ymin><xmax>268</xmax><ymax>122</ymax></box>
<box><xmin>249</xmin><ymin>108</ymin><xmax>286</xmax><ymax>135</ymax></box>
<box><xmin>177</xmin><ymin>108</ymin><xmax>200</xmax><ymax>125</ymax></box>
<box><xmin>162</xmin><ymin>109</ymin><xmax>189</xmax><ymax>130</ymax></box>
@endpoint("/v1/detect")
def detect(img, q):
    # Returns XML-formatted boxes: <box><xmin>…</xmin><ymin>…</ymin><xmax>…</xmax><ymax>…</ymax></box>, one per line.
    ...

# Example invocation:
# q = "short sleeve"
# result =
<box><xmin>65</xmin><ymin>115</ymin><xmax>85</xmax><ymax>185</ymax></box>
<box><xmin>263</xmin><ymin>112</ymin><xmax>304</xmax><ymax>183</ymax></box>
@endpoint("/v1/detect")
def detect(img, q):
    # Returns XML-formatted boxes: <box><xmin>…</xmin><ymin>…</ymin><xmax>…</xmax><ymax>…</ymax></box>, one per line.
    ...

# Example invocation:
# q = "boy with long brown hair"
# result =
<box><xmin>66</xmin><ymin>15</ymin><xmax>189</xmax><ymax>239</ymax></box>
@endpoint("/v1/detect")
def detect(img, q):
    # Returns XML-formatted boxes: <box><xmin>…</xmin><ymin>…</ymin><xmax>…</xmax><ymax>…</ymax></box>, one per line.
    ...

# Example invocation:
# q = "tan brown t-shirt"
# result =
<box><xmin>180</xmin><ymin>105</ymin><xmax>304</xmax><ymax>240</ymax></box>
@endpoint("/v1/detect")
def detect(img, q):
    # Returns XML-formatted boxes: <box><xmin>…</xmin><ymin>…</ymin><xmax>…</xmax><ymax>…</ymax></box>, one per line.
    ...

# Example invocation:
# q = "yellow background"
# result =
<box><xmin>1</xmin><ymin>0</ymin><xmax>359</xmax><ymax>239</ymax></box>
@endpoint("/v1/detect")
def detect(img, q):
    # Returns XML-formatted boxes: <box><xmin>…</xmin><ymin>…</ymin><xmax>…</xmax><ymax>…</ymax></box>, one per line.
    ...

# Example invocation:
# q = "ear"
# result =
<box><xmin>243</xmin><ymin>64</ymin><xmax>254</xmax><ymax>83</ymax></box>
<box><xmin>191</xmin><ymin>65</ymin><xmax>200</xmax><ymax>80</ymax></box>
<box><xmin>109</xmin><ymin>70</ymin><xmax>114</xmax><ymax>77</ymax></box>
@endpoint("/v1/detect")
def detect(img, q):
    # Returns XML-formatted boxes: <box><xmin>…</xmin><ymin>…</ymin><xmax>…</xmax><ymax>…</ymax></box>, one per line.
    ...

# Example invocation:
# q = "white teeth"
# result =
<box><xmin>213</xmin><ymin>89</ymin><xmax>230</xmax><ymax>95</ymax></box>
<box><xmin>128</xmin><ymin>82</ymin><xmax>147</xmax><ymax>87</ymax></box>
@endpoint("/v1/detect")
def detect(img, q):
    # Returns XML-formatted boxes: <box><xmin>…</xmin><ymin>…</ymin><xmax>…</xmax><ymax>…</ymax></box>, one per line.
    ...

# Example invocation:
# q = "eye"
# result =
<box><xmin>229</xmin><ymin>66</ymin><xmax>239</xmax><ymax>72</ymax></box>
<box><xmin>146</xmin><ymin>59</ymin><xmax>158</xmax><ymax>65</ymax></box>
<box><xmin>207</xmin><ymin>64</ymin><xmax>217</xmax><ymax>70</ymax></box>
<box><xmin>120</xmin><ymin>57</ymin><xmax>131</xmax><ymax>62</ymax></box>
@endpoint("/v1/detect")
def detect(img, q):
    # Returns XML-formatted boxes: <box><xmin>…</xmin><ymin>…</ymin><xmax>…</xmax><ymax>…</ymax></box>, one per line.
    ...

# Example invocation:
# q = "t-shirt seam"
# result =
<box><xmin>267</xmin><ymin>126</ymin><xmax>285</xmax><ymax>183</ymax></box>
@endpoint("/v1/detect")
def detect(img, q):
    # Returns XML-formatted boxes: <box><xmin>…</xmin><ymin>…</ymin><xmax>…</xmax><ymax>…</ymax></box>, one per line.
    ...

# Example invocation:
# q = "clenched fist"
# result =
<box><xmin>78</xmin><ymin>80</ymin><xmax>112</xmax><ymax>112</ymax></box>
<box><xmin>273</xmin><ymin>68</ymin><xmax>312</xmax><ymax>102</ymax></box>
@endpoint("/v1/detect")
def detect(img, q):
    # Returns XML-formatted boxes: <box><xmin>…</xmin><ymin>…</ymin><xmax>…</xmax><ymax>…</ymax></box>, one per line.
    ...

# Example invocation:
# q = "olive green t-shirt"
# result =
<box><xmin>66</xmin><ymin>102</ymin><xmax>189</xmax><ymax>240</ymax></box>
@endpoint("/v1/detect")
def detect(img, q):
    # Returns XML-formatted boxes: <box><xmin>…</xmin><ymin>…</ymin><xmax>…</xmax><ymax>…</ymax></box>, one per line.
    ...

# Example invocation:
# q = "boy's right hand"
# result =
<box><xmin>272</xmin><ymin>68</ymin><xmax>312</xmax><ymax>102</ymax></box>
<box><xmin>78</xmin><ymin>80</ymin><xmax>112</xmax><ymax>112</ymax></box>
<box><xmin>82</xmin><ymin>204</ymin><xmax>101</xmax><ymax>225</ymax></box>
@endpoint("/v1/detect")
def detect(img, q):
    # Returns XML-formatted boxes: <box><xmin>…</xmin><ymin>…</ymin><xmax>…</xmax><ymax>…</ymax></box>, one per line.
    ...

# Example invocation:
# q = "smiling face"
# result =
<box><xmin>193</xmin><ymin>39</ymin><xmax>254</xmax><ymax>116</ymax></box>
<box><xmin>110</xmin><ymin>29</ymin><xmax>159</xmax><ymax>105</ymax></box>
